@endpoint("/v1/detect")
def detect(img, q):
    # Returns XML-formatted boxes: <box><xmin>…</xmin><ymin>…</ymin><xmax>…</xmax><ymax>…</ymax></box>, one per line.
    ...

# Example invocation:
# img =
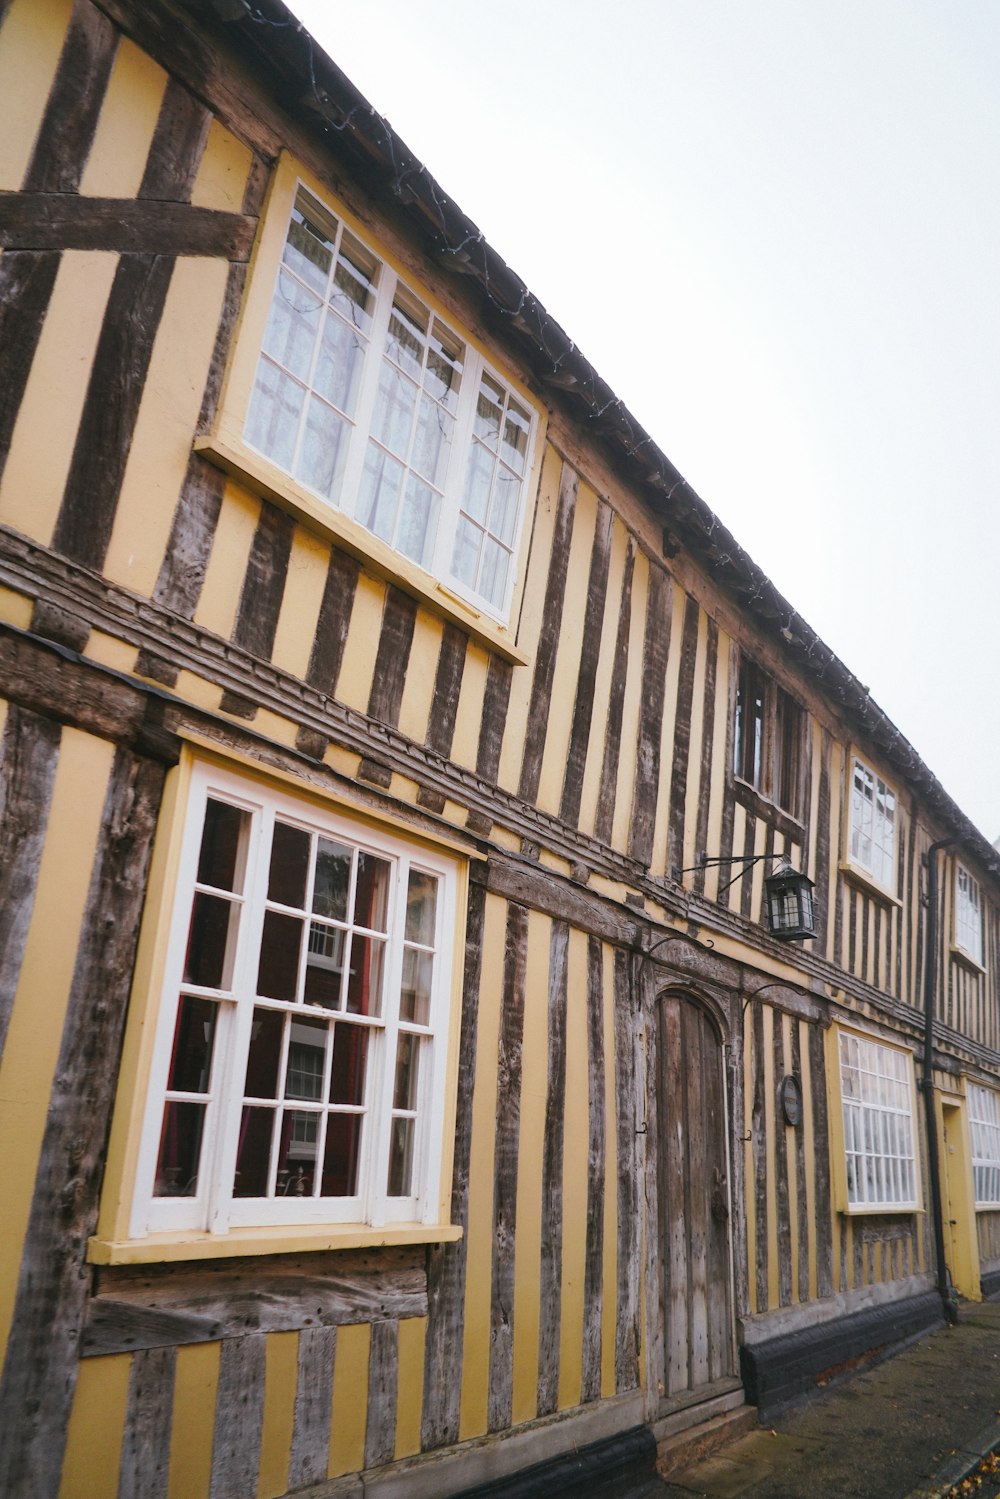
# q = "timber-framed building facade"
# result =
<box><xmin>2</xmin><ymin>3</ymin><xmax>1000</xmax><ymax>1496</ymax></box>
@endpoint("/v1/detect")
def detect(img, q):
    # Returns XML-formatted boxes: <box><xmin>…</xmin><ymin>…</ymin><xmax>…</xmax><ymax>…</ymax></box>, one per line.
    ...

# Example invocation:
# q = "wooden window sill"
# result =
<box><xmin>839</xmin><ymin>861</ymin><xmax>902</xmax><ymax>908</ymax></box>
<box><xmin>88</xmin><ymin>1221</ymin><xmax>463</xmax><ymax>1266</ymax></box>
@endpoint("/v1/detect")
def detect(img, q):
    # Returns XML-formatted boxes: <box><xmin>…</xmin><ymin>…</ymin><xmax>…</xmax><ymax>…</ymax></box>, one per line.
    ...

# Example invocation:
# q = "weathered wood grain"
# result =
<box><xmin>0</xmin><ymin>748</ymin><xmax>166</xmax><ymax>1499</ymax></box>
<box><xmin>422</xmin><ymin>873</ymin><xmax>487</xmax><ymax>1450</ymax></box>
<box><xmin>692</xmin><ymin>617</ymin><xmax>718</xmax><ymax>895</ymax></box>
<box><xmin>23</xmin><ymin>0</ymin><xmax>118</xmax><ymax>193</ymax></box>
<box><xmin>0</xmin><ymin>194</ymin><xmax>256</xmax><ymax>258</ymax></box>
<box><xmin>814</xmin><ymin>731</ymin><xmax>832</xmax><ymax>950</ymax></box>
<box><xmin>367</xmin><ymin>586</ymin><xmax>417</xmax><ymax>729</ymax></box>
<box><xmin>137</xmin><ymin>455</ymin><xmax>226</xmax><ymax>684</ymax></box>
<box><xmin>364</xmin><ymin>1321</ymin><xmax>399</xmax><ymax>1470</ymax></box>
<box><xmin>614</xmin><ymin>949</ymin><xmax>641</xmax><ymax>1390</ymax></box>
<box><xmin>288</xmin><ymin>1326</ymin><xmax>336</xmax><ymax>1491</ymax></box>
<box><xmin>218</xmin><ymin>501</ymin><xmax>294</xmax><ymax>715</ymax></box>
<box><xmin>484</xmin><ymin>855</ymin><xmax>638</xmax><ymax>947</ymax></box>
<box><xmin>628</xmin><ymin>564</ymin><xmax>671</xmax><ymax>867</ymax></box>
<box><xmin>716</xmin><ymin>646</ymin><xmax>738</xmax><ymax>879</ymax></box>
<box><xmin>0</xmin><ymin>705</ymin><xmax>62</xmax><ymax>1063</ymax></box>
<box><xmin>559</xmin><ymin>499</ymin><xmax>613</xmax><ymax>827</ymax></box>
<box><xmin>85</xmin><ymin>1248</ymin><xmax>427</xmax><ymax>1355</ymax></box>
<box><xmin>666</xmin><ymin>594</ymin><xmax>700</xmax><ymax>880</ymax></box>
<box><xmin>685</xmin><ymin>1003</ymin><xmax>709</xmax><ymax>1386</ymax></box>
<box><xmin>51</xmin><ymin>252</ymin><xmax>176</xmax><ymax>572</ymax></box>
<box><xmin>740</xmin><ymin>812</ymin><xmax>757</xmax><ymax>920</ymax></box>
<box><xmin>790</xmin><ymin>1022</ymin><xmax>809</xmax><ymax>1303</ymax></box>
<box><xmin>476</xmin><ymin>654</ymin><xmax>512</xmax><ymax>784</ymax></box>
<box><xmin>303</xmin><ymin>547</ymin><xmax>360</xmax><ymax>702</ymax></box>
<box><xmin>537</xmin><ymin>920</ymin><xmax>569</xmax><ymax>1416</ymax></box>
<box><xmin>751</xmin><ymin>1001</ymin><xmax>768</xmax><ymax>1313</ymax></box>
<box><xmin>593</xmin><ymin>538</ymin><xmax>635</xmax><ymax>845</ymax></box>
<box><xmin>488</xmin><ymin>901</ymin><xmax>528</xmax><ymax>1432</ymax></box>
<box><xmin>0</xmin><ymin>250</ymin><xmax>61</xmax><ymax>479</ymax></box>
<box><xmin>661</xmin><ymin>995</ymin><xmax>686</xmax><ymax>1394</ymax></box>
<box><xmin>773</xmin><ymin>1018</ymin><xmax>792</xmax><ymax>1307</ymax></box>
<box><xmin>117</xmin><ymin>1345</ymin><xmax>176</xmax><ymax>1499</ymax></box>
<box><xmin>195</xmin><ymin>158</ymin><xmax>267</xmax><ymax>433</ymax></box>
<box><xmin>518</xmin><ymin>461</ymin><xmax>578</xmax><ymax>804</ymax></box>
<box><xmin>809</xmin><ymin>1021</ymin><xmax>834</xmax><ymax>1298</ymax></box>
<box><xmin>139</xmin><ymin>74</ymin><xmax>209</xmax><ymax>199</ymax></box>
<box><xmin>581</xmin><ymin>934</ymin><xmax>607</xmax><ymax>1403</ymax></box>
<box><xmin>424</xmin><ymin>622</ymin><xmax>467</xmax><ymax>758</ymax></box>
<box><xmin>209</xmin><ymin>1334</ymin><xmax>266</xmax><ymax>1499</ymax></box>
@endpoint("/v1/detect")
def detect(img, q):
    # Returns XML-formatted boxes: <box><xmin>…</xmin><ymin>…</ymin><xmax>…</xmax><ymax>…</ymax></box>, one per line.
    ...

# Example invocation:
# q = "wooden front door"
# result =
<box><xmin>659</xmin><ymin>994</ymin><xmax>735</xmax><ymax>1398</ymax></box>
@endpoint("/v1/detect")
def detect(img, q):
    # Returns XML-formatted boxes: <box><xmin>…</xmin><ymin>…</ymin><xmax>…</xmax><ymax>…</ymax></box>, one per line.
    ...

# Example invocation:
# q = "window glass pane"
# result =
<box><xmin>405</xmin><ymin>870</ymin><xmax>438</xmax><ymax>945</ymax></box>
<box><xmin>397</xmin><ymin>475</ymin><xmax>438</xmax><ymax>567</ymax></box>
<box><xmin>387</xmin><ymin>1117</ymin><xmax>415</xmax><ymax>1197</ymax></box>
<box><xmin>313</xmin><ymin>839</ymin><xmax>352</xmax><ymax>921</ymax></box>
<box><xmin>185</xmin><ymin>893</ymin><xmax>239</xmax><ymax>990</ymax></box>
<box><xmin>411</xmin><ymin>393</ymin><xmax>453</xmax><ymax>489</ymax></box>
<box><xmin>198</xmin><ymin>801</ymin><xmax>249</xmax><ymax>892</ymax></box>
<box><xmin>154</xmin><ymin>1102</ymin><xmax>206</xmax><ymax>1197</ymax></box>
<box><xmin>501</xmin><ymin>399</ymin><xmax>530</xmax><ymax>473</ymax></box>
<box><xmin>354</xmin><ymin>854</ymin><xmax>390</xmax><ymax>931</ymax></box>
<box><xmin>322</xmin><ymin>1113</ymin><xmax>362</xmax><ymax>1196</ymax></box>
<box><xmin>330</xmin><ymin>1024</ymin><xmax>368</xmax><ymax>1105</ymax></box>
<box><xmin>385</xmin><ymin>296</ymin><xmax>427</xmax><ymax>377</ymax></box>
<box><xmin>256</xmin><ymin>911</ymin><xmax>303</xmax><ymax>1002</ymax></box>
<box><xmin>275</xmin><ymin>1111</ymin><xmax>317</xmax><ymax>1196</ymax></box>
<box><xmin>331</xmin><ymin>232</ymin><xmax>377</xmax><ymax>333</ymax></box>
<box><xmin>478</xmin><ymin>536</ymin><xmax>509</xmax><ymax>609</ymax></box>
<box><xmin>345</xmin><ymin>934</ymin><xmax>385</xmax><ymax>1016</ymax></box>
<box><xmin>245</xmin><ymin>359</ymin><xmax>305</xmax><ymax>473</ymax></box>
<box><xmin>393</xmin><ymin>1033</ymin><xmax>421</xmax><ymax>1110</ymax></box>
<box><xmin>244</xmin><ymin>1006</ymin><xmax>284</xmax><ymax>1099</ymax></box>
<box><xmin>462</xmin><ymin>441</ymin><xmax>493</xmax><ymax>525</ymax></box>
<box><xmin>304</xmin><ymin>923</ymin><xmax>345</xmax><ymax>1009</ymax></box>
<box><xmin>234</xmin><ymin>1107</ymin><xmax>274</xmax><ymax>1196</ymax></box>
<box><xmin>283</xmin><ymin>204</ymin><xmax>334</xmax><ymax>293</ymax></box>
<box><xmin>268</xmin><ymin>821</ymin><xmax>310</xmax><ymax>908</ymax></box>
<box><xmin>372</xmin><ymin>363</ymin><xmax>418</xmax><ymax>458</ymax></box>
<box><xmin>357</xmin><ymin>444</ymin><xmax>404</xmax><ymax>542</ymax></box>
<box><xmin>490</xmin><ymin>465</ymin><xmax>521</xmax><ymax>545</ymax></box>
<box><xmin>262</xmin><ymin>270</ymin><xmax>321</xmax><ymax>380</ymax></box>
<box><xmin>296</xmin><ymin>395</ymin><xmax>350</xmax><ymax>500</ymax></box>
<box><xmin>167</xmin><ymin>995</ymin><xmax>217</xmax><ymax>1094</ymax></box>
<box><xmin>451</xmin><ymin>514</ymin><xmax>481</xmax><ymax>590</ymax></box>
<box><xmin>313</xmin><ymin>310</ymin><xmax>366</xmax><ymax>415</ymax></box>
<box><xmin>285</xmin><ymin>1017</ymin><xmax>327</xmax><ymax>1100</ymax></box>
<box><xmin>426</xmin><ymin>326</ymin><xmax>462</xmax><ymax>408</ymax></box>
<box><xmin>474</xmin><ymin>373</ymin><xmax>503</xmax><ymax>446</ymax></box>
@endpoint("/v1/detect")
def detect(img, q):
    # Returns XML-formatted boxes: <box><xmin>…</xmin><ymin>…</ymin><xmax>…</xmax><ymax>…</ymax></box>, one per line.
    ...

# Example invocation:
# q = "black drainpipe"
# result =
<box><xmin>922</xmin><ymin>837</ymin><xmax>959</xmax><ymax>1324</ymax></box>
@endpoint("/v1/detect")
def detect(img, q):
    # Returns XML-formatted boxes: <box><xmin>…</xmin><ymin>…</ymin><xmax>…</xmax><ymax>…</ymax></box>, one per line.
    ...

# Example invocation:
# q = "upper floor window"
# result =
<box><xmin>129</xmin><ymin>763</ymin><xmax>460</xmax><ymax>1240</ymax></box>
<box><xmin>955</xmin><ymin>865</ymin><xmax>984</xmax><ymax>964</ymax></box>
<box><xmin>243</xmin><ymin>191</ymin><xmax>534</xmax><ymax>622</ymax></box>
<box><xmin>838</xmin><ymin>1031</ymin><xmax>917</xmax><ymax>1210</ymax></box>
<box><xmin>968</xmin><ymin>1083</ymin><xmax>1000</xmax><ymax>1206</ymax></box>
<box><xmin>733</xmin><ymin>656</ymin><xmax>802</xmax><ymax>815</ymax></box>
<box><xmin>849</xmin><ymin>756</ymin><xmax>896</xmax><ymax>890</ymax></box>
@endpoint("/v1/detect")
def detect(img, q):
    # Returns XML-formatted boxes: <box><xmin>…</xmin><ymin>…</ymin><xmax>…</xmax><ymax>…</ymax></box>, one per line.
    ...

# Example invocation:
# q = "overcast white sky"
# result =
<box><xmin>287</xmin><ymin>1</ymin><xmax>1000</xmax><ymax>842</ymax></box>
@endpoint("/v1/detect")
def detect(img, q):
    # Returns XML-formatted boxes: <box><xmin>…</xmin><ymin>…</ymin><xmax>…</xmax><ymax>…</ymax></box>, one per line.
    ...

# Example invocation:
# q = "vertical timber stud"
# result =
<box><xmin>518</xmin><ymin>462</ymin><xmax>578</xmax><ymax>805</ymax></box>
<box><xmin>581</xmin><ymin>934</ymin><xmax>607</xmax><ymax>1404</ymax></box>
<box><xmin>614</xmin><ymin>949</ymin><xmax>641</xmax><ymax>1391</ymax></box>
<box><xmin>209</xmin><ymin>1336</ymin><xmax>266</xmax><ymax>1499</ymax></box>
<box><xmin>118</xmin><ymin>1346</ymin><xmax>176</xmax><ymax>1499</ymax></box>
<box><xmin>0</xmin><ymin>746</ymin><xmax>170</xmax><ymax>1499</ymax></box>
<box><xmin>537</xmin><ymin>921</ymin><xmax>569</xmax><ymax>1416</ymax></box>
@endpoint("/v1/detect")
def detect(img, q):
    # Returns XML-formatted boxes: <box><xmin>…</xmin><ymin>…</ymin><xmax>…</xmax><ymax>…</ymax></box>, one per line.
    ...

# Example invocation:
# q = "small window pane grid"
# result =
<box><xmin>732</xmin><ymin>657</ymin><xmax>801</xmax><ymax>815</ymax></box>
<box><xmin>956</xmin><ymin>866</ymin><xmax>983</xmax><ymax>965</ymax></box>
<box><xmin>968</xmin><ymin>1084</ymin><xmax>1000</xmax><ymax>1206</ymax></box>
<box><xmin>849</xmin><ymin>758</ymin><xmax>896</xmax><ymax>889</ymax></box>
<box><xmin>839</xmin><ymin>1033</ymin><xmax>917</xmax><ymax>1210</ymax></box>
<box><xmin>244</xmin><ymin>190</ymin><xmax>533</xmax><ymax>621</ymax></box>
<box><xmin>137</xmin><ymin>769</ymin><xmax>454</xmax><ymax>1237</ymax></box>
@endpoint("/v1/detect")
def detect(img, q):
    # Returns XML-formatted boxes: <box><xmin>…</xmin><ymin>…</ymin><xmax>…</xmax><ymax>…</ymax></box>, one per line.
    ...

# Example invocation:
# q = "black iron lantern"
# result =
<box><xmin>764</xmin><ymin>858</ymin><xmax>816</xmax><ymax>941</ymax></box>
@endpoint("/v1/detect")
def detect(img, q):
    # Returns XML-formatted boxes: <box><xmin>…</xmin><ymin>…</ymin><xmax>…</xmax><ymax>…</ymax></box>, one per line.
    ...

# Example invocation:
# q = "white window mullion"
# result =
<box><xmin>339</xmin><ymin>266</ymin><xmax>398</xmax><ymax>523</ymax></box>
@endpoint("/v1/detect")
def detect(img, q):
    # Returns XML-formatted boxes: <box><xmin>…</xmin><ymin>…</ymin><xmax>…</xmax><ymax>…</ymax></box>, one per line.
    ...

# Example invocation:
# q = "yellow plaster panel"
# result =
<box><xmin>0</xmin><ymin>251</ymin><xmax>118</xmax><ymax>542</ymax></box>
<box><xmin>610</xmin><ymin>551</ymin><xmax>649</xmax><ymax>853</ymax></box>
<box><xmin>0</xmin><ymin>584</ymin><xmax>34</xmax><ymax>630</ymax></box>
<box><xmin>0</xmin><ymin>0</ymin><xmax>73</xmax><ymax>190</ymax></box>
<box><xmin>601</xmin><ymin>942</ymin><xmax>618</xmax><ymax>1397</ymax></box>
<box><xmin>58</xmin><ymin>1353</ymin><xmax>130</xmax><ymax>1499</ymax></box>
<box><xmin>488</xmin><ymin>825</ymin><xmax>522</xmax><ymax>854</ymax></box>
<box><xmin>322</xmin><ymin>743</ymin><xmax>363</xmax><ymax>781</ymax></box>
<box><xmin>649</xmin><ymin>580</ymin><xmax>685</xmax><ymax>879</ymax></box>
<box><xmin>250</xmin><ymin>708</ymin><xmax>301</xmax><ymax>749</ymax></box>
<box><xmin>86</xmin><ymin>630</ymin><xmax>138</xmax><ymax>676</ymax></box>
<box><xmin>538</xmin><ymin>850</ymin><xmax>572</xmax><ymax>877</ymax></box>
<box><xmin>459</xmin><ymin>892</ymin><xmax>507</xmax><ymax>1441</ymax></box>
<box><xmin>394</xmin><ymin>1316</ymin><xmax>427</xmax><ymax>1460</ymax></box>
<box><xmin>497</xmin><ymin>443</ymin><xmax>564</xmax><ymax>792</ymax></box>
<box><xmin>269</xmin><ymin>527</ymin><xmax>330</xmax><ymax>680</ymax></box>
<box><xmin>104</xmin><ymin>258</ymin><xmax>230</xmax><ymax>597</ymax></box>
<box><xmin>171</xmin><ymin>668</ymin><xmax>232</xmax><ymax>712</ymax></box>
<box><xmin>578</xmin><ymin>516</ymin><xmax>630</xmax><ymax>839</ymax></box>
<box><xmin>511</xmin><ymin>911</ymin><xmax>550</xmax><ymax>1426</ymax></box>
<box><xmin>0</xmin><ymin>699</ymin><xmax>7</xmax><ymax>740</ymax></box>
<box><xmin>335</xmin><ymin>572</ymin><xmax>385</xmax><ymax>712</ymax></box>
<box><xmin>0</xmin><ymin>730</ymin><xmax>114</xmax><ymax>1355</ymax></box>
<box><xmin>448</xmin><ymin>641</ymin><xmax>489</xmax><ymax>772</ymax></box>
<box><xmin>328</xmin><ymin>1322</ymin><xmax>369</xmax><ymax>1478</ymax></box>
<box><xmin>258</xmin><ymin>1331</ymin><xmax>297</xmax><ymax>1499</ymax></box>
<box><xmin>558</xmin><ymin>928</ymin><xmax>589</xmax><ymax>1410</ymax></box>
<box><xmin>78</xmin><ymin>39</ymin><xmax>167</xmax><ymax>198</ymax></box>
<box><xmin>168</xmin><ymin>1342</ymin><xmax>220</xmax><ymax>1499</ymax></box>
<box><xmin>191</xmin><ymin>116</ymin><xmax>254</xmax><ymax>211</ymax></box>
<box><xmin>396</xmin><ymin>611</ymin><xmax>444</xmax><ymax>746</ymax></box>
<box><xmin>534</xmin><ymin>480</ymin><xmax>598</xmax><ymax>816</ymax></box>
<box><xmin>193</xmin><ymin>479</ymin><xmax>261</xmax><ymax>639</ymax></box>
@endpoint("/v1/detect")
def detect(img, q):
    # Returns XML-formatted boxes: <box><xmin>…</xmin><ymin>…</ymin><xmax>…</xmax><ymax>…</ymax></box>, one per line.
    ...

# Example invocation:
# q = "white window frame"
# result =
<box><xmin>955</xmin><ymin>864</ymin><xmax>984</xmax><ymax>965</ymax></box>
<box><xmin>241</xmin><ymin>185</ymin><xmax>536</xmax><ymax>626</ymax></box>
<box><xmin>129</xmin><ymin>762</ymin><xmax>459</xmax><ymax>1240</ymax></box>
<box><xmin>838</xmin><ymin>1031</ymin><xmax>918</xmax><ymax>1211</ymax></box>
<box><xmin>968</xmin><ymin>1083</ymin><xmax>1000</xmax><ymax>1207</ymax></box>
<box><xmin>848</xmin><ymin>755</ymin><xmax>897</xmax><ymax>892</ymax></box>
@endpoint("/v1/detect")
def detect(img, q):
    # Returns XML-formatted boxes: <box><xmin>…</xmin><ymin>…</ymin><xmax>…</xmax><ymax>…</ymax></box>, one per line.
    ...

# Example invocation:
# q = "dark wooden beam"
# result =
<box><xmin>0</xmin><ymin>194</ymin><xmax>256</xmax><ymax>258</ymax></box>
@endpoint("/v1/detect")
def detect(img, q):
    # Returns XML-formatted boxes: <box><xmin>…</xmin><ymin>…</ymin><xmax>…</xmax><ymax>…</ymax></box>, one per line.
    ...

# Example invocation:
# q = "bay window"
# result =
<box><xmin>838</xmin><ymin>1031</ymin><xmax>918</xmax><ymax>1211</ymax></box>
